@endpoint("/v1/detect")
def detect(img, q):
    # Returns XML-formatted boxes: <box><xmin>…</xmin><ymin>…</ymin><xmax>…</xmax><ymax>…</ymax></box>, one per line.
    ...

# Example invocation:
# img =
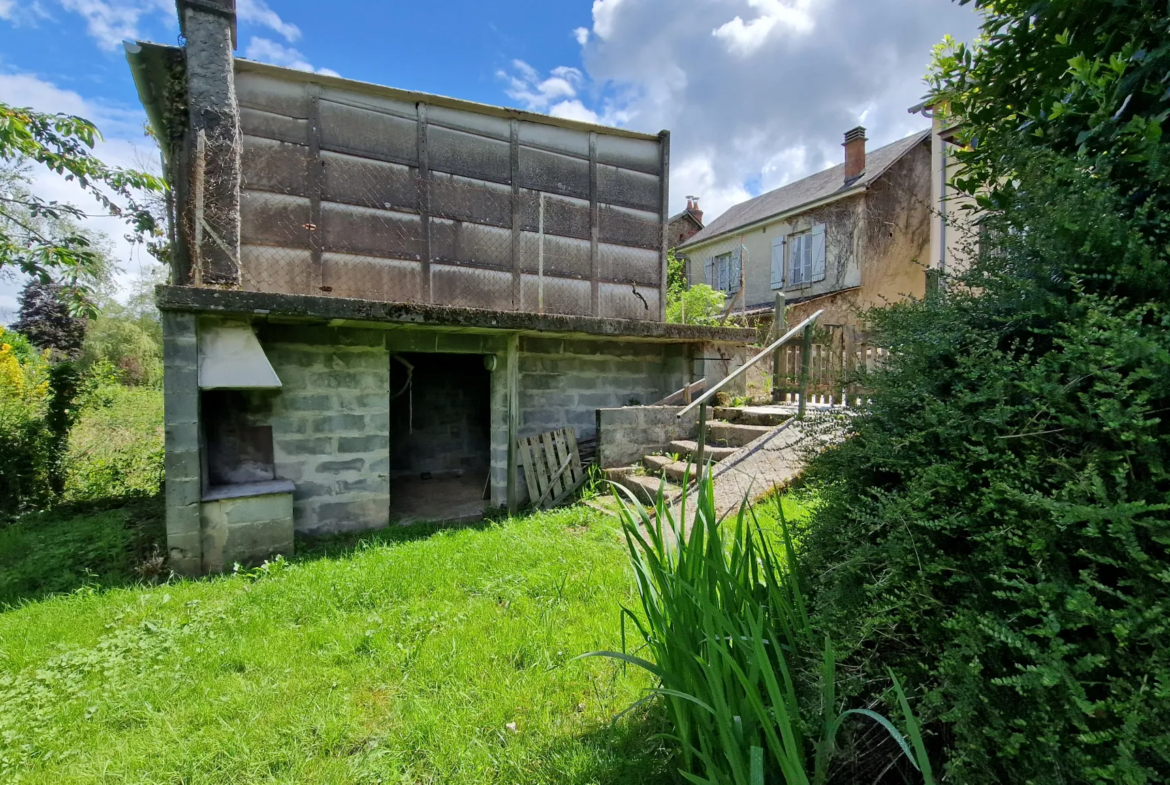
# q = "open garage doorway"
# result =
<box><xmin>389</xmin><ymin>352</ymin><xmax>492</xmax><ymax>524</ymax></box>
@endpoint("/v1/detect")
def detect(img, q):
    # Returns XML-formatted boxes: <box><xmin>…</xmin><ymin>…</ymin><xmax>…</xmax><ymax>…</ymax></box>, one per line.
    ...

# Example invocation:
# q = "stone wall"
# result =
<box><xmin>596</xmin><ymin>406</ymin><xmax>699</xmax><ymax>468</ymax></box>
<box><xmin>250</xmin><ymin>322</ymin><xmax>392</xmax><ymax>536</ymax></box>
<box><xmin>200</xmin><ymin>491</ymin><xmax>294</xmax><ymax>573</ymax></box>
<box><xmin>162</xmin><ymin>312</ymin><xmax>202</xmax><ymax>574</ymax></box>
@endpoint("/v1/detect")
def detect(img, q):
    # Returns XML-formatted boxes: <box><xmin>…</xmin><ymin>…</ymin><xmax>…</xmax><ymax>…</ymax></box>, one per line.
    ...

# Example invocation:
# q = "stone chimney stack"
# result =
<box><xmin>843</xmin><ymin>126</ymin><xmax>867</xmax><ymax>183</ymax></box>
<box><xmin>686</xmin><ymin>195</ymin><xmax>704</xmax><ymax>224</ymax></box>
<box><xmin>177</xmin><ymin>0</ymin><xmax>241</xmax><ymax>286</ymax></box>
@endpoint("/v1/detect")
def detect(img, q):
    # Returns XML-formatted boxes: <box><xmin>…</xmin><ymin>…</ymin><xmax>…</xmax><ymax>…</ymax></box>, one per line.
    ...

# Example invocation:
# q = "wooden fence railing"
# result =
<box><xmin>745</xmin><ymin>324</ymin><xmax>888</xmax><ymax>407</ymax></box>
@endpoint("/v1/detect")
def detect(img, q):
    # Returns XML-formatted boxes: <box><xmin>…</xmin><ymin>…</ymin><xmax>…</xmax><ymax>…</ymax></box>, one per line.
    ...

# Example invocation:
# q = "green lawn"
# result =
<box><xmin>0</xmin><ymin>504</ymin><xmax>674</xmax><ymax>784</ymax></box>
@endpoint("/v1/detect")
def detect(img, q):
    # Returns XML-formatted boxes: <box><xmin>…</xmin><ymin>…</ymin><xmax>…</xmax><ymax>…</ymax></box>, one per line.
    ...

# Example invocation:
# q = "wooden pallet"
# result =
<box><xmin>517</xmin><ymin>427</ymin><xmax>586</xmax><ymax>509</ymax></box>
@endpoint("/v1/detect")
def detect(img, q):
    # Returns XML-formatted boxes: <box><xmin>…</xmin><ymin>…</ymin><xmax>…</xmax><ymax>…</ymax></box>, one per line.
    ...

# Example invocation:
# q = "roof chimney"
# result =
<box><xmin>686</xmin><ymin>195</ymin><xmax>704</xmax><ymax>225</ymax></box>
<box><xmin>843</xmin><ymin>126</ymin><xmax>867</xmax><ymax>182</ymax></box>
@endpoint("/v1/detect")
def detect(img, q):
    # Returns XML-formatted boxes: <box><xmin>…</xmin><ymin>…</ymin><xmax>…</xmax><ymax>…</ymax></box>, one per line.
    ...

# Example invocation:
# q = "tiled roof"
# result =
<box><xmin>679</xmin><ymin>130</ymin><xmax>929</xmax><ymax>249</ymax></box>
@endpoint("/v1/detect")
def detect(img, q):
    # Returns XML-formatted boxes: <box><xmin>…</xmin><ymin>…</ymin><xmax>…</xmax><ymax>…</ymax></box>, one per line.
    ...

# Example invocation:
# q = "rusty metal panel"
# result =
<box><xmin>598</xmin><ymin>203</ymin><xmax>661</xmax><ymax>249</ymax></box>
<box><xmin>241</xmin><ymin>135</ymin><xmax>309</xmax><ymax>196</ymax></box>
<box><xmin>599</xmin><ymin>242</ymin><xmax>660</xmax><ymax>287</ymax></box>
<box><xmin>427</xmin><ymin>125</ymin><xmax>512</xmax><ymax>184</ymax></box>
<box><xmin>520</xmin><ymin>274</ymin><xmax>592</xmax><ymax>316</ymax></box>
<box><xmin>239</xmin><ymin>108</ymin><xmax>309</xmax><ymax>146</ymax></box>
<box><xmin>241</xmin><ymin>191</ymin><xmax>311</xmax><ymax>249</ymax></box>
<box><xmin>241</xmin><ymin>245</ymin><xmax>312</xmax><ymax>295</ymax></box>
<box><xmin>518</xmin><ymin>232</ymin><xmax>591</xmax><ymax>278</ymax></box>
<box><xmin>321</xmin><ymin>151</ymin><xmax>418</xmax><ymax>212</ymax></box>
<box><xmin>318</xmin><ymin>99</ymin><xmax>418</xmax><ymax>165</ymax></box>
<box><xmin>321</xmin><ymin>252</ymin><xmax>423</xmax><ymax>301</ymax></box>
<box><xmin>518</xmin><ymin>120</ymin><xmax>589</xmax><ymax>158</ymax></box>
<box><xmin>426</xmin><ymin>104</ymin><xmax>512</xmax><ymax>141</ymax></box>
<box><xmin>430</xmin><ymin>218</ymin><xmax>513</xmax><ymax>269</ymax></box>
<box><xmin>600</xmin><ymin>281</ymin><xmax>660</xmax><ymax>321</ymax></box>
<box><xmin>517</xmin><ymin>147</ymin><xmax>590</xmax><ymax>199</ymax></box>
<box><xmin>597</xmin><ymin>164</ymin><xmax>660</xmax><ymax>212</ymax></box>
<box><xmin>236</xmin><ymin>71</ymin><xmax>311</xmax><ymax>118</ymax></box>
<box><xmin>320</xmin><ymin>201</ymin><xmax>424</xmax><ymax>259</ymax></box>
<box><xmin>430</xmin><ymin>264</ymin><xmax>513</xmax><ymax>310</ymax></box>
<box><xmin>319</xmin><ymin>86</ymin><xmax>416</xmax><ymax>121</ymax></box>
<box><xmin>430</xmin><ymin>172</ymin><xmax>512</xmax><ymax>228</ymax></box>
<box><xmin>520</xmin><ymin>191</ymin><xmax>590</xmax><ymax>240</ymax></box>
<box><xmin>595</xmin><ymin>134</ymin><xmax>662</xmax><ymax>176</ymax></box>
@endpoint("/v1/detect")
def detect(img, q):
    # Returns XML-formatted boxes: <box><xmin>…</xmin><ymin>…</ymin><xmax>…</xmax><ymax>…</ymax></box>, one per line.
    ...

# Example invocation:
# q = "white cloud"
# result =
<box><xmin>712</xmin><ymin>0</ymin><xmax>816</xmax><ymax>56</ymax></box>
<box><xmin>553</xmin><ymin>0</ymin><xmax>982</xmax><ymax>220</ymax></box>
<box><xmin>237</xmin><ymin>0</ymin><xmax>300</xmax><ymax>42</ymax></box>
<box><xmin>500</xmin><ymin>60</ymin><xmax>595</xmax><ymax>119</ymax></box>
<box><xmin>573</xmin><ymin>26</ymin><xmax>589</xmax><ymax>45</ymax></box>
<box><xmin>244</xmin><ymin>37</ymin><xmax>339</xmax><ymax>76</ymax></box>
<box><xmin>0</xmin><ymin>0</ymin><xmax>50</xmax><ymax>24</ymax></box>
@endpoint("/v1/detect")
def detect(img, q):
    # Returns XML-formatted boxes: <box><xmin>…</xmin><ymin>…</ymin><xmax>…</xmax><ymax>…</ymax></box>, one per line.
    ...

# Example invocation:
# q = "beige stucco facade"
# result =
<box><xmin>682</xmin><ymin>141</ymin><xmax>933</xmax><ymax>329</ymax></box>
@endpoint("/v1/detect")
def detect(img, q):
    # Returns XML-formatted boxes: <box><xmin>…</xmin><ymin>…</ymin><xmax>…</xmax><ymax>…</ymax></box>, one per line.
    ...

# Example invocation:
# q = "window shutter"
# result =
<box><xmin>811</xmin><ymin>223</ymin><xmax>827</xmax><ymax>282</ymax></box>
<box><xmin>771</xmin><ymin>236</ymin><xmax>785</xmax><ymax>289</ymax></box>
<box><xmin>704</xmin><ymin>256</ymin><xmax>715</xmax><ymax>286</ymax></box>
<box><xmin>730</xmin><ymin>247</ymin><xmax>742</xmax><ymax>293</ymax></box>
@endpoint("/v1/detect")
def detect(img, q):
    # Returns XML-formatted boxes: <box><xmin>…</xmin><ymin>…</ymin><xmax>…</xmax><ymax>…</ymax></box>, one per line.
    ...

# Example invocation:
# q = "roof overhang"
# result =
<box><xmin>156</xmin><ymin>286</ymin><xmax>755</xmax><ymax>345</ymax></box>
<box><xmin>677</xmin><ymin>185</ymin><xmax>866</xmax><ymax>254</ymax></box>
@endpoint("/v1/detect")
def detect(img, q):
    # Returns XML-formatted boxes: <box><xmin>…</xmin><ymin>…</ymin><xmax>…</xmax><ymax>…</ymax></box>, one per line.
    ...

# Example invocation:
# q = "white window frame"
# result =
<box><xmin>712</xmin><ymin>252</ymin><xmax>733</xmax><ymax>293</ymax></box>
<box><xmin>789</xmin><ymin>232</ymin><xmax>813</xmax><ymax>286</ymax></box>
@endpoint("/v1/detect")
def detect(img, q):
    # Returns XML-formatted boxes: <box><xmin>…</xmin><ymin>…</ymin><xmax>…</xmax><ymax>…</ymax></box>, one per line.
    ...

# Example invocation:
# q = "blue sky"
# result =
<box><xmin>0</xmin><ymin>0</ymin><xmax>980</xmax><ymax>317</ymax></box>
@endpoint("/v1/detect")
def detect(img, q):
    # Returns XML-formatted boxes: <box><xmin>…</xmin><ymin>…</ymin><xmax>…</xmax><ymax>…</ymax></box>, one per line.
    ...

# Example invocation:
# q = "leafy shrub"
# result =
<box><xmin>63</xmin><ymin>380</ymin><xmax>163</xmax><ymax>502</ymax></box>
<box><xmin>665</xmin><ymin>248</ymin><xmax>727</xmax><ymax>325</ymax></box>
<box><xmin>78</xmin><ymin>308</ymin><xmax>162</xmax><ymax>387</ymax></box>
<box><xmin>593</xmin><ymin>474</ymin><xmax>932</xmax><ymax>784</ymax></box>
<box><xmin>799</xmin><ymin>154</ymin><xmax>1170</xmax><ymax>782</ymax></box>
<box><xmin>0</xmin><ymin>334</ymin><xmax>53</xmax><ymax>516</ymax></box>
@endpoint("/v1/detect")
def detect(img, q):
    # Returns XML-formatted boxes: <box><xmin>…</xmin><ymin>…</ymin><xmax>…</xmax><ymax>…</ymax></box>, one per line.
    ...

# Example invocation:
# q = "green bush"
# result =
<box><xmin>0</xmin><ymin>330</ymin><xmax>53</xmax><ymax>516</ymax></box>
<box><xmin>63</xmin><ymin>380</ymin><xmax>164</xmax><ymax>502</ymax></box>
<box><xmin>800</xmin><ymin>154</ymin><xmax>1170</xmax><ymax>782</ymax></box>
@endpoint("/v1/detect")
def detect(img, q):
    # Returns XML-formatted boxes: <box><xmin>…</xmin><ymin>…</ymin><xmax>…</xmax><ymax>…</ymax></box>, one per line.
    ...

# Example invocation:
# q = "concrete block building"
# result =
<box><xmin>129</xmin><ymin>0</ymin><xmax>751</xmax><ymax>575</ymax></box>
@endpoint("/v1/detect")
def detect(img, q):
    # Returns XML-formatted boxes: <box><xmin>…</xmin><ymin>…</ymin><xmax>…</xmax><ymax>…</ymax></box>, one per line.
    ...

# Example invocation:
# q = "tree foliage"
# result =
<box><xmin>11</xmin><ymin>281</ymin><xmax>86</xmax><ymax>358</ymax></box>
<box><xmin>665</xmin><ymin>249</ymin><xmax>727</xmax><ymax>325</ymax></box>
<box><xmin>0</xmin><ymin>102</ymin><xmax>166</xmax><ymax>314</ymax></box>
<box><xmin>799</xmin><ymin>2</ymin><xmax>1170</xmax><ymax>782</ymax></box>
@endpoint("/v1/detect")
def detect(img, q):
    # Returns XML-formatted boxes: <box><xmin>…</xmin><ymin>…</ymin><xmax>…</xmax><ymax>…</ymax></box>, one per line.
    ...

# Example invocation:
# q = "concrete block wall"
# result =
<box><xmin>250</xmin><ymin>322</ymin><xmax>392</xmax><ymax>536</ymax></box>
<box><xmin>162</xmin><ymin>312</ymin><xmax>202</xmax><ymax>574</ymax></box>
<box><xmin>201</xmin><ymin>492</ymin><xmax>294</xmax><ymax>573</ymax></box>
<box><xmin>597</xmin><ymin>406</ymin><xmax>700</xmax><ymax>468</ymax></box>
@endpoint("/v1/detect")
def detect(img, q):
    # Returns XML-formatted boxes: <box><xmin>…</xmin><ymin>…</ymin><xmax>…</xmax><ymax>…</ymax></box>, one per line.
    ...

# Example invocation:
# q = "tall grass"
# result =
<box><xmin>588</xmin><ymin>471</ymin><xmax>934</xmax><ymax>784</ymax></box>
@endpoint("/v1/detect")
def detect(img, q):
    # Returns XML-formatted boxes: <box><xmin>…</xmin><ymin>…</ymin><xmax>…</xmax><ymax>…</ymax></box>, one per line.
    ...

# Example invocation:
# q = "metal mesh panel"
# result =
<box><xmin>235</xmin><ymin>151</ymin><xmax>662</xmax><ymax>320</ymax></box>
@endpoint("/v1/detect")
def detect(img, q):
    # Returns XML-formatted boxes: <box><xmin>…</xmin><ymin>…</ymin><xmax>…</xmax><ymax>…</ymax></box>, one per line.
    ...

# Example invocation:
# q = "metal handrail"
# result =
<box><xmin>676</xmin><ymin>308</ymin><xmax>823</xmax><ymax>473</ymax></box>
<box><xmin>677</xmin><ymin>309</ymin><xmax>823</xmax><ymax>419</ymax></box>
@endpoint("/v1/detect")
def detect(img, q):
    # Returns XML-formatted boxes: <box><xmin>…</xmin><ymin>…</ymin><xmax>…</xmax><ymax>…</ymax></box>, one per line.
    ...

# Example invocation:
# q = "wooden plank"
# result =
<box><xmin>530</xmin><ymin>435</ymin><xmax>552</xmax><ymax>503</ymax></box>
<box><xmin>542</xmin><ymin>431</ymin><xmax>565</xmax><ymax>499</ymax></box>
<box><xmin>564</xmin><ymin>428</ymin><xmax>583</xmax><ymax>485</ymax></box>
<box><xmin>518</xmin><ymin>436</ymin><xmax>538</xmax><ymax>507</ymax></box>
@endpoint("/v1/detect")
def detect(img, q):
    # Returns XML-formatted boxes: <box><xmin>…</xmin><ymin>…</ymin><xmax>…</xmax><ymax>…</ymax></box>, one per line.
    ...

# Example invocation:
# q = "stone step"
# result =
<box><xmin>604</xmin><ymin>467</ymin><xmax>679</xmax><ymax>505</ymax></box>
<box><xmin>713</xmin><ymin>406</ymin><xmax>792</xmax><ymax>428</ymax></box>
<box><xmin>642</xmin><ymin>454</ymin><xmax>697</xmax><ymax>484</ymax></box>
<box><xmin>667</xmin><ymin>440</ymin><xmax>739</xmax><ymax>462</ymax></box>
<box><xmin>707</xmin><ymin>420</ymin><xmax>773</xmax><ymax>448</ymax></box>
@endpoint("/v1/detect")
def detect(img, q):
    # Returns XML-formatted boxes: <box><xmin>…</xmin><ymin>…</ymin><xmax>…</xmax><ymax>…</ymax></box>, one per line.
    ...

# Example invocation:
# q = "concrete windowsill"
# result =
<box><xmin>202</xmin><ymin>479</ymin><xmax>296</xmax><ymax>502</ymax></box>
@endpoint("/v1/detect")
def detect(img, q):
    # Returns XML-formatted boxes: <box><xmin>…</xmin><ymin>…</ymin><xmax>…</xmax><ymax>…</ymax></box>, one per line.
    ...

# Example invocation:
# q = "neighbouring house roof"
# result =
<box><xmin>679</xmin><ymin>130</ymin><xmax>929</xmax><ymax>251</ymax></box>
<box><xmin>668</xmin><ymin>210</ymin><xmax>704</xmax><ymax>229</ymax></box>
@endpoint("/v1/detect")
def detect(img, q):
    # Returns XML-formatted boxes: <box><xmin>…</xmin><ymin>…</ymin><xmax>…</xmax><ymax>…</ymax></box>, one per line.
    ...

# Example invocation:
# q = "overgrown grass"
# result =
<box><xmin>63</xmin><ymin>384</ymin><xmax>163</xmax><ymax>502</ymax></box>
<box><xmin>0</xmin><ymin>503</ymin><xmax>675</xmax><ymax>784</ymax></box>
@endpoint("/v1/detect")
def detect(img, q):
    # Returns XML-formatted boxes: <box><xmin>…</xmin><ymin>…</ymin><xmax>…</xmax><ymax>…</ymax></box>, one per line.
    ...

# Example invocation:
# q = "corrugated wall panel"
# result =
<box><xmin>599</xmin><ymin>242</ymin><xmax>660</xmax><ymax>286</ymax></box>
<box><xmin>321</xmin><ymin>151</ymin><xmax>418</xmax><ymax>212</ymax></box>
<box><xmin>318</xmin><ymin>100</ymin><xmax>417</xmax><ymax>165</ymax></box>
<box><xmin>517</xmin><ymin>232</ymin><xmax>591</xmax><ymax>278</ymax></box>
<box><xmin>322</xmin><ymin>252</ymin><xmax>423</xmax><ymax>301</ymax></box>
<box><xmin>242</xmin><ymin>245</ymin><xmax>312</xmax><ymax>295</ymax></box>
<box><xmin>241</xmin><ymin>191</ymin><xmax>311</xmax><ymax>249</ymax></box>
<box><xmin>518</xmin><ymin>120</ymin><xmax>590</xmax><ymax>158</ymax></box>
<box><xmin>519</xmin><ymin>191</ymin><xmax>590</xmax><ymax>240</ymax></box>
<box><xmin>430</xmin><ymin>264</ymin><xmax>513</xmax><ymax>310</ymax></box>
<box><xmin>236</xmin><ymin>72</ymin><xmax>311</xmax><ymax>118</ymax></box>
<box><xmin>430</xmin><ymin>173</ymin><xmax>511</xmax><ymax>228</ymax></box>
<box><xmin>430</xmin><ymin>218</ymin><xmax>513</xmax><ymax>269</ymax></box>
<box><xmin>239</xmin><ymin>108</ymin><xmax>309</xmax><ymax>146</ymax></box>
<box><xmin>595</xmin><ymin>134</ymin><xmax>662</xmax><ymax>175</ymax></box>
<box><xmin>599</xmin><ymin>204</ymin><xmax>661</xmax><ymax>249</ymax></box>
<box><xmin>520</xmin><ymin>274</ymin><xmax>592</xmax><ymax>316</ymax></box>
<box><xmin>320</xmin><ymin>202</ymin><xmax>424</xmax><ymax>259</ymax></box>
<box><xmin>600</xmin><ymin>281</ymin><xmax>660</xmax><ymax>320</ymax></box>
<box><xmin>426</xmin><ymin>104</ymin><xmax>511</xmax><ymax>141</ymax></box>
<box><xmin>517</xmin><ymin>147</ymin><xmax>590</xmax><ymax>199</ymax></box>
<box><xmin>427</xmin><ymin>125</ymin><xmax>512</xmax><ymax>185</ymax></box>
<box><xmin>242</xmin><ymin>136</ymin><xmax>309</xmax><ymax>196</ymax></box>
<box><xmin>597</xmin><ymin>164</ymin><xmax>660</xmax><ymax>212</ymax></box>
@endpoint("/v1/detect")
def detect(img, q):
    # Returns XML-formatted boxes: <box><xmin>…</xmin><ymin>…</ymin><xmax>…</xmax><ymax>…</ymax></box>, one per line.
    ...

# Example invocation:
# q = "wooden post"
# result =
<box><xmin>506</xmin><ymin>333</ymin><xmax>520</xmax><ymax>514</ymax></box>
<box><xmin>770</xmin><ymin>291</ymin><xmax>786</xmax><ymax>403</ymax></box>
<box><xmin>798</xmin><ymin>323</ymin><xmax>813</xmax><ymax>420</ymax></box>
<box><xmin>695</xmin><ymin>401</ymin><xmax>708</xmax><ymax>478</ymax></box>
<box><xmin>925</xmin><ymin>268</ymin><xmax>941</xmax><ymax>303</ymax></box>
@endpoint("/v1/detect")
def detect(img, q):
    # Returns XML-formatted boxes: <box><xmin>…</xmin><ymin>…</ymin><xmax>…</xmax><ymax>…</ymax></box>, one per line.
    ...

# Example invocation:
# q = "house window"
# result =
<box><xmin>789</xmin><ymin>232</ymin><xmax>813</xmax><ymax>285</ymax></box>
<box><xmin>713</xmin><ymin>253</ymin><xmax>732</xmax><ymax>292</ymax></box>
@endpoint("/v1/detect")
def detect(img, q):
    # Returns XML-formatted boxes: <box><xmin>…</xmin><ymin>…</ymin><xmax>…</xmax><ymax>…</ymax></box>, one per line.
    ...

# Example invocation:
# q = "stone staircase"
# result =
<box><xmin>605</xmin><ymin>406</ymin><xmax>792</xmax><ymax>504</ymax></box>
